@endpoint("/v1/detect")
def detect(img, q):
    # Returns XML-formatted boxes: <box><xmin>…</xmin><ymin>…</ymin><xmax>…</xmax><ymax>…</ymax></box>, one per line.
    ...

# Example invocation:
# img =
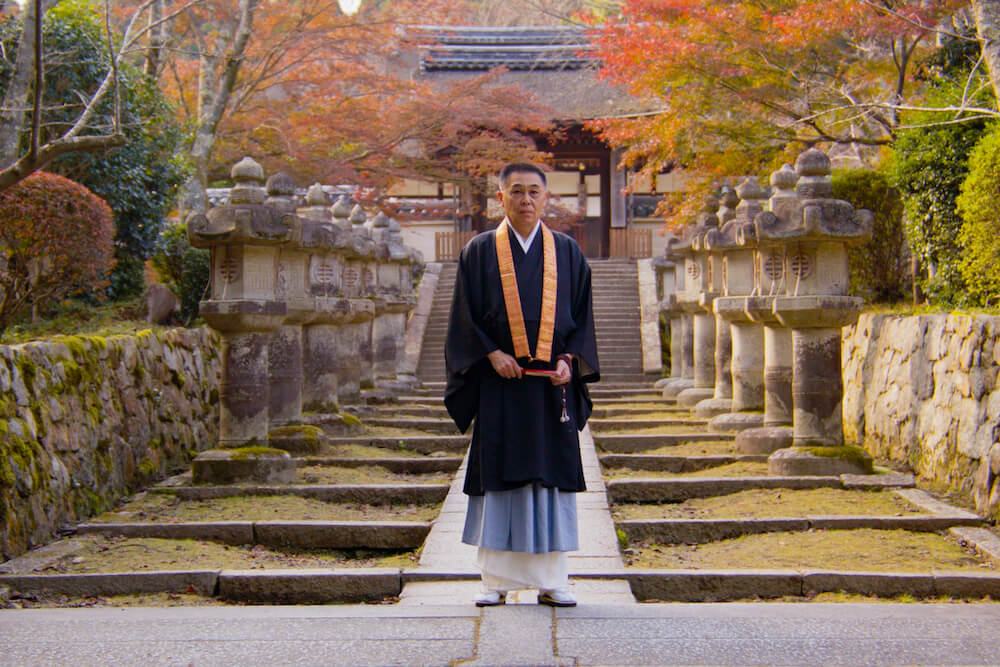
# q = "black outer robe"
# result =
<box><xmin>444</xmin><ymin>226</ymin><xmax>600</xmax><ymax>496</ymax></box>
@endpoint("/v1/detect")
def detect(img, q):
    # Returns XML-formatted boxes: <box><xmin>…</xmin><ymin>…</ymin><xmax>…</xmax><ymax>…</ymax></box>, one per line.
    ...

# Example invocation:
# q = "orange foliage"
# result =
<box><xmin>153</xmin><ymin>0</ymin><xmax>552</xmax><ymax>190</ymax></box>
<box><xmin>589</xmin><ymin>0</ymin><xmax>965</xmax><ymax>222</ymax></box>
<box><xmin>0</xmin><ymin>172</ymin><xmax>115</xmax><ymax>329</ymax></box>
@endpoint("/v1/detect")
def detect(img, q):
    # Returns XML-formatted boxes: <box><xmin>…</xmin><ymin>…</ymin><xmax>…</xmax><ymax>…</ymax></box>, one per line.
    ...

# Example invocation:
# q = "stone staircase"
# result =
<box><xmin>416</xmin><ymin>258</ymin><xmax>648</xmax><ymax>385</ymax></box>
<box><xmin>416</xmin><ymin>263</ymin><xmax>457</xmax><ymax>384</ymax></box>
<box><xmin>589</xmin><ymin>259</ymin><xmax>647</xmax><ymax>384</ymax></box>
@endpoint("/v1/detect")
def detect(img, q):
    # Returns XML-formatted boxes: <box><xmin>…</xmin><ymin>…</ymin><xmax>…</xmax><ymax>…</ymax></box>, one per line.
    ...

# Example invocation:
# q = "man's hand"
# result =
<box><xmin>488</xmin><ymin>349</ymin><xmax>522</xmax><ymax>379</ymax></box>
<box><xmin>549</xmin><ymin>359</ymin><xmax>571</xmax><ymax>386</ymax></box>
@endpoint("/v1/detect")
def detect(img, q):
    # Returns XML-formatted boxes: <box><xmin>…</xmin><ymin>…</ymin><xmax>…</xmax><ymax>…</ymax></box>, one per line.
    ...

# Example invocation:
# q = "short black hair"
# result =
<box><xmin>499</xmin><ymin>162</ymin><xmax>547</xmax><ymax>189</ymax></box>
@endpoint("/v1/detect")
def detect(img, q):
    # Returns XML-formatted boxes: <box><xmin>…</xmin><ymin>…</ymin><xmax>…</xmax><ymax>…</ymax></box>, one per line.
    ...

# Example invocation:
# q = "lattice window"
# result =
<box><xmin>789</xmin><ymin>253</ymin><xmax>812</xmax><ymax>280</ymax></box>
<box><xmin>219</xmin><ymin>256</ymin><xmax>240</xmax><ymax>284</ymax></box>
<box><xmin>763</xmin><ymin>254</ymin><xmax>783</xmax><ymax>282</ymax></box>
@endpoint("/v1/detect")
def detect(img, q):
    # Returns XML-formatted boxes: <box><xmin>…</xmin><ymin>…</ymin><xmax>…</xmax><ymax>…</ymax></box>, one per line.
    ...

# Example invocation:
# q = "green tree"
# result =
<box><xmin>0</xmin><ymin>1</ymin><xmax>187</xmax><ymax>299</ymax></box>
<box><xmin>956</xmin><ymin>122</ymin><xmax>1000</xmax><ymax>306</ymax></box>
<box><xmin>832</xmin><ymin>169</ymin><xmax>907</xmax><ymax>303</ymax></box>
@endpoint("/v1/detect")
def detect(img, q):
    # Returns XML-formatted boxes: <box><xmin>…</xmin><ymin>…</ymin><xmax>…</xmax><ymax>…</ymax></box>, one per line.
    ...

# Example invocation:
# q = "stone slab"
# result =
<box><xmin>253</xmin><ymin>521</ymin><xmax>431</xmax><ymax>549</ymax></box>
<box><xmin>599</xmin><ymin>454</ymin><xmax>766</xmax><ymax>472</ymax></box>
<box><xmin>932</xmin><ymin>572</ymin><xmax>1000</xmax><ymax>598</ymax></box>
<box><xmin>606</xmin><ymin>476</ymin><xmax>841</xmax><ymax>503</ymax></box>
<box><xmin>594</xmin><ymin>433</ymin><xmax>734</xmax><ymax>453</ymax></box>
<box><xmin>0</xmin><ymin>570</ymin><xmax>219</xmax><ymax>597</ymax></box>
<box><xmin>950</xmin><ymin>527</ymin><xmax>1000</xmax><ymax>567</ymax></box>
<box><xmin>619</xmin><ymin>518</ymin><xmax>810</xmax><ymax>544</ymax></box>
<box><xmin>75</xmin><ymin>522</ymin><xmax>254</xmax><ymax>545</ymax></box>
<box><xmin>170</xmin><ymin>483</ymin><xmax>449</xmax><ymax>505</ymax></box>
<box><xmin>802</xmin><ymin>571</ymin><xmax>936</xmax><ymax>598</ymax></box>
<box><xmin>896</xmin><ymin>488</ymin><xmax>983</xmax><ymax>519</ymax></box>
<box><xmin>325</xmin><ymin>435</ymin><xmax>469</xmax><ymax>455</ymax></box>
<box><xmin>300</xmin><ymin>456</ymin><xmax>463</xmax><ymax>474</ymax></box>
<box><xmin>626</xmin><ymin>570</ymin><xmax>802</xmax><ymax>602</ymax></box>
<box><xmin>217</xmin><ymin>569</ymin><xmax>401</xmax><ymax>604</ymax></box>
<box><xmin>841</xmin><ymin>473</ymin><xmax>916</xmax><ymax>489</ymax></box>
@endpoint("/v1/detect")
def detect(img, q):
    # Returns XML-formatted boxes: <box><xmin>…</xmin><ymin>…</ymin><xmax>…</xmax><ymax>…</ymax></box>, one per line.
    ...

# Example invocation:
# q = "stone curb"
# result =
<box><xmin>75</xmin><ymin>521</ymin><xmax>432</xmax><ymax>549</ymax></box>
<box><xmin>618</xmin><ymin>515</ymin><xmax>984</xmax><ymax>544</ymax></box>
<box><xmin>606</xmin><ymin>474</ymin><xmax>916</xmax><ymax>502</ymax></box>
<box><xmin>950</xmin><ymin>527</ymin><xmax>1000</xmax><ymax>567</ymax></box>
<box><xmin>623</xmin><ymin>569</ymin><xmax>1000</xmax><ymax>601</ymax></box>
<box><xmin>75</xmin><ymin>522</ymin><xmax>254</xmax><ymax>545</ymax></box>
<box><xmin>325</xmin><ymin>435</ymin><xmax>469</xmax><ymax>455</ymax></box>
<box><xmin>599</xmin><ymin>454</ymin><xmax>768</xmax><ymax>472</ymax></box>
<box><xmin>606</xmin><ymin>476</ymin><xmax>842</xmax><ymax>502</ymax></box>
<box><xmin>401</xmin><ymin>569</ymin><xmax>480</xmax><ymax>582</ymax></box>
<box><xmin>254</xmin><ymin>521</ymin><xmax>431</xmax><ymax>549</ymax></box>
<box><xmin>896</xmin><ymin>488</ymin><xmax>983</xmax><ymax>519</ymax></box>
<box><xmin>0</xmin><ymin>571</ymin><xmax>219</xmax><ymax>598</ymax></box>
<box><xmin>589</xmin><ymin>419</ymin><xmax>707</xmax><ymax>431</ymax></box>
<box><xmin>217</xmin><ymin>568</ymin><xmax>401</xmax><ymax>604</ymax></box>
<box><xmin>299</xmin><ymin>456</ymin><xmax>463</xmax><ymax>474</ymax></box>
<box><xmin>365</xmin><ymin>418</ymin><xmax>461</xmax><ymax>435</ymax></box>
<box><xmin>166</xmin><ymin>483</ymin><xmax>450</xmax><ymax>505</ymax></box>
<box><xmin>594</xmin><ymin>433</ymin><xmax>735</xmax><ymax>453</ymax></box>
<box><xmin>590</xmin><ymin>406</ymin><xmax>688</xmax><ymax>419</ymax></box>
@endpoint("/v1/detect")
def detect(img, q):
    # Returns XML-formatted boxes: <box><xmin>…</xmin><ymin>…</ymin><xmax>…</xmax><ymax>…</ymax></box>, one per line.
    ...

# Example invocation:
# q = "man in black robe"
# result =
<box><xmin>444</xmin><ymin>162</ymin><xmax>599</xmax><ymax>607</ymax></box>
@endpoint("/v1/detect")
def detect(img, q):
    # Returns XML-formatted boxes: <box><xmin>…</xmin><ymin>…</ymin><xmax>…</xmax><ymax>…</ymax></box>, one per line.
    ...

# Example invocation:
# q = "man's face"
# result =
<box><xmin>498</xmin><ymin>171</ymin><xmax>548</xmax><ymax>228</ymax></box>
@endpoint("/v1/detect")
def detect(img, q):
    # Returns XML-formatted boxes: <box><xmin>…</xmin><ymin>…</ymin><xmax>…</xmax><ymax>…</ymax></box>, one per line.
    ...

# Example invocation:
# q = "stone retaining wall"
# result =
<box><xmin>843</xmin><ymin>314</ymin><xmax>1000</xmax><ymax>518</ymax></box>
<box><xmin>1</xmin><ymin>328</ymin><xmax>220</xmax><ymax>559</ymax></box>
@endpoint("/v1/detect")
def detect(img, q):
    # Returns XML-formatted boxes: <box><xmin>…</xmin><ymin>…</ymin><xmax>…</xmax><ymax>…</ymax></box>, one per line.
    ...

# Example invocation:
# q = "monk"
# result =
<box><xmin>444</xmin><ymin>162</ymin><xmax>599</xmax><ymax>607</ymax></box>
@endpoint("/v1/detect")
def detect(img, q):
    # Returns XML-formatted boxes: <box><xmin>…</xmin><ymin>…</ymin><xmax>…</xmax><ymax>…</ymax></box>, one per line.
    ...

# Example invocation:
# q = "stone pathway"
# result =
<box><xmin>400</xmin><ymin>423</ymin><xmax>632</xmax><ymax>606</ymax></box>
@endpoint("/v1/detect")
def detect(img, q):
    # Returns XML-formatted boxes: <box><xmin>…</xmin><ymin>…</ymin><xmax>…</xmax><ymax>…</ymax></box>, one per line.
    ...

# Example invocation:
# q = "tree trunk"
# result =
<box><xmin>972</xmin><ymin>0</ymin><xmax>1000</xmax><ymax>105</ymax></box>
<box><xmin>0</xmin><ymin>0</ymin><xmax>42</xmax><ymax>167</ymax></box>
<box><xmin>144</xmin><ymin>0</ymin><xmax>166</xmax><ymax>79</ymax></box>
<box><xmin>179</xmin><ymin>0</ymin><xmax>260</xmax><ymax>219</ymax></box>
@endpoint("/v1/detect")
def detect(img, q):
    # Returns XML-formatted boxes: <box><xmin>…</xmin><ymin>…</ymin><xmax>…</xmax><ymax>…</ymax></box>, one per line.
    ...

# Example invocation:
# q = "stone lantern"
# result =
<box><xmin>263</xmin><ymin>172</ymin><xmax>309</xmax><ymax>429</ymax></box>
<box><xmin>653</xmin><ymin>232</ymin><xmax>682</xmax><ymax>391</ymax></box>
<box><xmin>705</xmin><ymin>177</ymin><xmax>769</xmax><ymax>431</ymax></box>
<box><xmin>186</xmin><ymin>157</ymin><xmax>294</xmax><ymax>482</ymax></box>
<box><xmin>660</xmin><ymin>234</ymin><xmax>695</xmax><ymax>397</ymax></box>
<box><xmin>757</xmin><ymin>148</ymin><xmax>874</xmax><ymax>475</ymax></box>
<box><xmin>299</xmin><ymin>184</ymin><xmax>350</xmax><ymax>416</ymax></box>
<box><xmin>675</xmin><ymin>196</ymin><xmax>720</xmax><ymax>407</ymax></box>
<box><xmin>691</xmin><ymin>188</ymin><xmax>739</xmax><ymax>417</ymax></box>
<box><xmin>336</xmin><ymin>206</ymin><xmax>376</xmax><ymax>402</ymax></box>
<box><xmin>735</xmin><ymin>164</ymin><xmax>798</xmax><ymax>455</ymax></box>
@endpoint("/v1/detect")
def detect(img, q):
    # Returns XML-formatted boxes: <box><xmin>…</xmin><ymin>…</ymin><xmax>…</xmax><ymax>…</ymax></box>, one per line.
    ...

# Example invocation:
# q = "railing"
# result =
<box><xmin>435</xmin><ymin>231</ymin><xmax>476</xmax><ymax>261</ymax></box>
<box><xmin>609</xmin><ymin>228</ymin><xmax>653</xmax><ymax>259</ymax></box>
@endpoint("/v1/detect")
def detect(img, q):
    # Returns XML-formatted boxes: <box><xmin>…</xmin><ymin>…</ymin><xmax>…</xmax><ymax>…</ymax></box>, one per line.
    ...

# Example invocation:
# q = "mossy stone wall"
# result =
<box><xmin>0</xmin><ymin>328</ymin><xmax>220</xmax><ymax>559</ymax></box>
<box><xmin>843</xmin><ymin>314</ymin><xmax>1000</xmax><ymax>518</ymax></box>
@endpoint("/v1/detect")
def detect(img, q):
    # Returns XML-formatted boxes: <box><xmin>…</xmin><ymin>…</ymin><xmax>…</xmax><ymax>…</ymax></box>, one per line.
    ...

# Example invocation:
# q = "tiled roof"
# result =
<box><xmin>410</xmin><ymin>25</ymin><xmax>596</xmax><ymax>72</ymax></box>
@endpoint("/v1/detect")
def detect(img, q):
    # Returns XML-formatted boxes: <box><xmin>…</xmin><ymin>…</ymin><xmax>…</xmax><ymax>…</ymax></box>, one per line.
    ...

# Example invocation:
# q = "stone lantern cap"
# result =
<box><xmin>753</xmin><ymin>149</ymin><xmax>873</xmax><ymax>245</ymax></box>
<box><xmin>188</xmin><ymin>157</ymin><xmax>293</xmax><ymax>248</ymax></box>
<box><xmin>332</xmin><ymin>195</ymin><xmax>353</xmax><ymax>224</ymax></box>
<box><xmin>306</xmin><ymin>183</ymin><xmax>330</xmax><ymax>206</ymax></box>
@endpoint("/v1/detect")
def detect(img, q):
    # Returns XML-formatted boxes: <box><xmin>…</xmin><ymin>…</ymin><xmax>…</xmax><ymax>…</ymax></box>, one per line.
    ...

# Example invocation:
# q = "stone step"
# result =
<box><xmin>74</xmin><ymin>520</ymin><xmax>433</xmax><ymax>550</ymax></box>
<box><xmin>365</xmin><ymin>418</ymin><xmax>460</xmax><ymax>435</ymax></box>
<box><xmin>156</xmin><ymin>483</ymin><xmax>450</xmax><ymax>505</ymax></box>
<box><xmin>301</xmin><ymin>456</ymin><xmax>463</xmax><ymax>474</ymax></box>
<box><xmin>324</xmin><ymin>435</ymin><xmax>468</xmax><ymax>455</ymax></box>
<box><xmin>588</xmin><ymin>417</ymin><xmax>707</xmax><ymax>431</ymax></box>
<box><xmin>600</xmin><ymin>453</ymin><xmax>768</xmax><ymax>472</ymax></box>
<box><xmin>593</xmin><ymin>433</ymin><xmax>735</xmax><ymax>453</ymax></box>
<box><xmin>605</xmin><ymin>473</ymin><xmax>915</xmax><ymax>503</ymax></box>
<box><xmin>616</xmin><ymin>515</ymin><xmax>985</xmax><ymax>546</ymax></box>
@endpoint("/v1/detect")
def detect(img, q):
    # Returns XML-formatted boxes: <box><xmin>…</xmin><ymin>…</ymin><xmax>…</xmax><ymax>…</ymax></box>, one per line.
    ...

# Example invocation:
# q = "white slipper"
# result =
<box><xmin>538</xmin><ymin>588</ymin><xmax>577</xmax><ymax>607</ymax></box>
<box><xmin>474</xmin><ymin>590</ymin><xmax>506</xmax><ymax>607</ymax></box>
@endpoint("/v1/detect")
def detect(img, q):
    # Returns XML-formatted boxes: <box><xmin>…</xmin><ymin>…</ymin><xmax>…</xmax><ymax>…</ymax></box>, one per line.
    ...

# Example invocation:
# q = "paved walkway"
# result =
<box><xmin>400</xmin><ymin>424</ymin><xmax>633</xmax><ymax>607</ymax></box>
<box><xmin>4</xmin><ymin>602</ymin><xmax>1000</xmax><ymax>666</ymax></box>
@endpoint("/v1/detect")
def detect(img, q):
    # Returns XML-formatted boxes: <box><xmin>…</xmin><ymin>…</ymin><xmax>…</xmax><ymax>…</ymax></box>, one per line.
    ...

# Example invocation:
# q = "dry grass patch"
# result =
<box><xmin>626</xmin><ymin>529</ymin><xmax>993</xmax><ymax>572</ymax></box>
<box><xmin>626</xmin><ymin>441</ymin><xmax>741</xmax><ymax>457</ymax></box>
<box><xmin>28</xmin><ymin>536</ymin><xmax>418</xmax><ymax>574</ymax></box>
<box><xmin>607</xmin><ymin>462</ymin><xmax>769</xmax><ymax>479</ymax></box>
<box><xmin>297</xmin><ymin>465</ymin><xmax>451</xmax><ymax>485</ymax></box>
<box><xmin>593</xmin><ymin>424</ymin><xmax>709</xmax><ymax>436</ymax></box>
<box><xmin>613</xmin><ymin>489</ymin><xmax>925</xmax><ymax>520</ymax></box>
<box><xmin>321</xmin><ymin>443</ymin><xmax>427</xmax><ymax>459</ymax></box>
<box><xmin>92</xmin><ymin>494</ymin><xmax>440</xmax><ymax>523</ymax></box>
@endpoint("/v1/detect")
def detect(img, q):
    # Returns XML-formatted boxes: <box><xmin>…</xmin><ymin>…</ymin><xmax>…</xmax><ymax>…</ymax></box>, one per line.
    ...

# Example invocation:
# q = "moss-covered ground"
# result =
<box><xmin>621</xmin><ymin>440</ymin><xmax>740</xmax><ymax>456</ymax></box>
<box><xmin>319</xmin><ymin>443</ymin><xmax>430</xmax><ymax>458</ymax></box>
<box><xmin>612</xmin><ymin>489</ymin><xmax>924</xmax><ymax>520</ymax></box>
<box><xmin>91</xmin><ymin>493</ymin><xmax>441</xmax><ymax>523</ymax></box>
<box><xmin>297</xmin><ymin>465</ymin><xmax>451</xmax><ymax>485</ymax></box>
<box><xmin>607</xmin><ymin>461</ymin><xmax>770</xmax><ymax>479</ymax></box>
<box><xmin>25</xmin><ymin>535</ymin><xmax>418</xmax><ymax>573</ymax></box>
<box><xmin>625</xmin><ymin>529</ymin><xmax>992</xmax><ymax>572</ymax></box>
<box><xmin>593</xmin><ymin>424</ymin><xmax>710</xmax><ymax>435</ymax></box>
<box><xmin>0</xmin><ymin>298</ymin><xmax>169</xmax><ymax>345</ymax></box>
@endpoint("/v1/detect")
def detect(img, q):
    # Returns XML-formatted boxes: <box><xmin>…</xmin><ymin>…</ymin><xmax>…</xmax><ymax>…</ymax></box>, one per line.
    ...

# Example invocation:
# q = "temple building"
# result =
<box><xmin>387</xmin><ymin>25</ymin><xmax>685</xmax><ymax>261</ymax></box>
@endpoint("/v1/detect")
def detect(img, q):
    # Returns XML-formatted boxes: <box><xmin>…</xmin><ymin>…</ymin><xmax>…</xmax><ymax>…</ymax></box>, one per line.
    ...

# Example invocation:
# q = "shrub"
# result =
<box><xmin>831</xmin><ymin>169</ymin><xmax>907</xmax><ymax>302</ymax></box>
<box><xmin>955</xmin><ymin>123</ymin><xmax>1000</xmax><ymax>306</ymax></box>
<box><xmin>151</xmin><ymin>222</ymin><xmax>210</xmax><ymax>325</ymax></box>
<box><xmin>0</xmin><ymin>172</ymin><xmax>115</xmax><ymax>331</ymax></box>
